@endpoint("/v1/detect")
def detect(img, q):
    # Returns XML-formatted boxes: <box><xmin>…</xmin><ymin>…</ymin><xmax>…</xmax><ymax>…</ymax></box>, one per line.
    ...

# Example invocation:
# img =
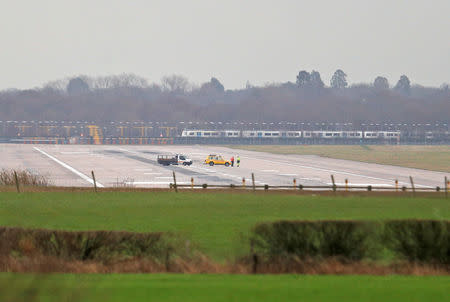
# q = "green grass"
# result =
<box><xmin>0</xmin><ymin>192</ymin><xmax>448</xmax><ymax>259</ymax></box>
<box><xmin>1</xmin><ymin>273</ymin><xmax>449</xmax><ymax>302</ymax></box>
<box><xmin>229</xmin><ymin>145</ymin><xmax>450</xmax><ymax>172</ymax></box>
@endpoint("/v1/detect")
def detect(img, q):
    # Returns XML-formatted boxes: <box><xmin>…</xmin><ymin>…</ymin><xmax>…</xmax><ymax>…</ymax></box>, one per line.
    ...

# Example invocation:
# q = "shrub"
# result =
<box><xmin>0</xmin><ymin>227</ymin><xmax>171</xmax><ymax>263</ymax></box>
<box><xmin>252</xmin><ymin>220</ymin><xmax>381</xmax><ymax>261</ymax></box>
<box><xmin>251</xmin><ymin>220</ymin><xmax>450</xmax><ymax>264</ymax></box>
<box><xmin>383</xmin><ymin>220</ymin><xmax>449</xmax><ymax>264</ymax></box>
<box><xmin>0</xmin><ymin>169</ymin><xmax>49</xmax><ymax>186</ymax></box>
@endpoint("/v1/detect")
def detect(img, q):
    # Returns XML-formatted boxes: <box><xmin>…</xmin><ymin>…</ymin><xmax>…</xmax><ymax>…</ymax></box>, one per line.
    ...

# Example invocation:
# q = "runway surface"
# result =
<box><xmin>0</xmin><ymin>144</ymin><xmax>447</xmax><ymax>188</ymax></box>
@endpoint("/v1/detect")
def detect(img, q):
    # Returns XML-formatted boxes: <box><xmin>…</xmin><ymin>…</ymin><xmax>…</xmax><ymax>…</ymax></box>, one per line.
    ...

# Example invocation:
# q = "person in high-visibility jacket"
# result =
<box><xmin>236</xmin><ymin>156</ymin><xmax>240</xmax><ymax>167</ymax></box>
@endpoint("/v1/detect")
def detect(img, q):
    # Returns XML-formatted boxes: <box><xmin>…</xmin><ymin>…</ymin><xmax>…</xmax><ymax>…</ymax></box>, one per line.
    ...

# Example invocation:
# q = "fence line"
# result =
<box><xmin>167</xmin><ymin>174</ymin><xmax>449</xmax><ymax>196</ymax></box>
<box><xmin>171</xmin><ymin>183</ymin><xmax>445</xmax><ymax>193</ymax></box>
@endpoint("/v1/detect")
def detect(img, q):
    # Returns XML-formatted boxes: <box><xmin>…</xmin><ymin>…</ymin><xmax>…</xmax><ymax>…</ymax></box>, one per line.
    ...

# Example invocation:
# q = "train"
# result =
<box><xmin>181</xmin><ymin>129</ymin><xmax>401</xmax><ymax>139</ymax></box>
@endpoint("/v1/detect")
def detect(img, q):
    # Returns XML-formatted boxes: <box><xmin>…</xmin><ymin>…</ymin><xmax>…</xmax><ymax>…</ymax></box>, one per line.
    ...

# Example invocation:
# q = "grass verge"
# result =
<box><xmin>1</xmin><ymin>273</ymin><xmax>449</xmax><ymax>302</ymax></box>
<box><xmin>0</xmin><ymin>192</ymin><xmax>448</xmax><ymax>260</ymax></box>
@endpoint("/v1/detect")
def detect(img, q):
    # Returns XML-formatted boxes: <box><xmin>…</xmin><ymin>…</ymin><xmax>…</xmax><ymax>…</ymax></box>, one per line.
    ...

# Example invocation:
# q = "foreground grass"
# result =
<box><xmin>230</xmin><ymin>145</ymin><xmax>450</xmax><ymax>172</ymax></box>
<box><xmin>1</xmin><ymin>273</ymin><xmax>449</xmax><ymax>302</ymax></box>
<box><xmin>0</xmin><ymin>192</ymin><xmax>448</xmax><ymax>260</ymax></box>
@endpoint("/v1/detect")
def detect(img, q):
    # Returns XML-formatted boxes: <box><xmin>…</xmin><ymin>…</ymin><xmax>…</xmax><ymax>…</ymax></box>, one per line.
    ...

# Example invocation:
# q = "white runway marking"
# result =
<box><xmin>144</xmin><ymin>172</ymin><xmax>162</xmax><ymax>175</ymax></box>
<box><xmin>279</xmin><ymin>173</ymin><xmax>297</xmax><ymax>176</ymax></box>
<box><xmin>251</xmin><ymin>156</ymin><xmax>432</xmax><ymax>188</ymax></box>
<box><xmin>329</xmin><ymin>183</ymin><xmax>394</xmax><ymax>187</ymax></box>
<box><xmin>262</xmin><ymin>170</ymin><xmax>279</xmax><ymax>173</ymax></box>
<box><xmin>33</xmin><ymin>147</ymin><xmax>105</xmax><ymax>187</ymax></box>
<box><xmin>125</xmin><ymin>181</ymin><xmax>189</xmax><ymax>185</ymax></box>
<box><xmin>60</xmin><ymin>151</ymin><xmax>90</xmax><ymax>154</ymax></box>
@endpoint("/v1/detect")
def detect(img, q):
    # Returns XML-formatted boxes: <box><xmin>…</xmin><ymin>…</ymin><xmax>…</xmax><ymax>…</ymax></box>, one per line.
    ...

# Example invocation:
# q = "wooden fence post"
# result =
<box><xmin>14</xmin><ymin>171</ymin><xmax>20</xmax><ymax>193</ymax></box>
<box><xmin>91</xmin><ymin>170</ymin><xmax>97</xmax><ymax>193</ymax></box>
<box><xmin>395</xmin><ymin>179</ymin><xmax>398</xmax><ymax>192</ymax></box>
<box><xmin>172</xmin><ymin>171</ymin><xmax>178</xmax><ymax>193</ymax></box>
<box><xmin>191</xmin><ymin>177</ymin><xmax>194</xmax><ymax>189</ymax></box>
<box><xmin>331</xmin><ymin>175</ymin><xmax>336</xmax><ymax>192</ymax></box>
<box><xmin>409</xmin><ymin>176</ymin><xmax>415</xmax><ymax>197</ymax></box>
<box><xmin>345</xmin><ymin>178</ymin><xmax>348</xmax><ymax>192</ymax></box>
<box><xmin>293</xmin><ymin>178</ymin><xmax>297</xmax><ymax>190</ymax></box>
<box><xmin>242</xmin><ymin>177</ymin><xmax>246</xmax><ymax>189</ymax></box>
<box><xmin>445</xmin><ymin>176</ymin><xmax>448</xmax><ymax>199</ymax></box>
<box><xmin>251</xmin><ymin>173</ymin><xmax>256</xmax><ymax>192</ymax></box>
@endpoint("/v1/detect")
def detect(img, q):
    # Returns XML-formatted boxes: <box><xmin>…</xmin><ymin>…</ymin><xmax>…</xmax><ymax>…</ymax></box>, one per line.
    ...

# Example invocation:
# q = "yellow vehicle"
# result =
<box><xmin>204</xmin><ymin>154</ymin><xmax>231</xmax><ymax>166</ymax></box>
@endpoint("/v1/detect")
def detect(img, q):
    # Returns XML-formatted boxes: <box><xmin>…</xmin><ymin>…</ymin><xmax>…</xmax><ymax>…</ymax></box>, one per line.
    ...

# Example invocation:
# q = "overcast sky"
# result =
<box><xmin>0</xmin><ymin>0</ymin><xmax>449</xmax><ymax>90</ymax></box>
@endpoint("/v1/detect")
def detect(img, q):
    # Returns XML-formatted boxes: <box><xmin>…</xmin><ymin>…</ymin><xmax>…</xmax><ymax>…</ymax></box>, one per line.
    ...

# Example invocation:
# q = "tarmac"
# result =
<box><xmin>0</xmin><ymin>144</ymin><xmax>448</xmax><ymax>189</ymax></box>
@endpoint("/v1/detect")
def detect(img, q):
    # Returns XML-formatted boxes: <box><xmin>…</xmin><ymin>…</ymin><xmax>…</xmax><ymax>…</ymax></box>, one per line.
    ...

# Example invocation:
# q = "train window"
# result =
<box><xmin>249</xmin><ymin>133</ymin><xmax>255</xmax><ymax>136</ymax></box>
<box><xmin>325</xmin><ymin>133</ymin><xmax>332</xmax><ymax>137</ymax></box>
<box><xmin>227</xmin><ymin>133</ymin><xmax>233</xmax><ymax>136</ymax></box>
<box><xmin>196</xmin><ymin>132</ymin><xmax>202</xmax><ymax>136</ymax></box>
<box><xmin>333</xmin><ymin>133</ymin><xmax>339</xmax><ymax>137</ymax></box>
<box><xmin>189</xmin><ymin>132</ymin><xmax>194</xmax><ymax>136</ymax></box>
<box><xmin>264</xmin><ymin>133</ymin><xmax>271</xmax><ymax>136</ymax></box>
<box><xmin>295</xmin><ymin>133</ymin><xmax>299</xmax><ymax>136</ymax></box>
<box><xmin>272</xmin><ymin>133</ymin><xmax>279</xmax><ymax>136</ymax></box>
<box><xmin>212</xmin><ymin>132</ymin><xmax>219</xmax><ymax>136</ymax></box>
<box><xmin>234</xmin><ymin>132</ymin><xmax>239</xmax><ymax>136</ymax></box>
<box><xmin>204</xmin><ymin>132</ymin><xmax>210</xmax><ymax>136</ymax></box>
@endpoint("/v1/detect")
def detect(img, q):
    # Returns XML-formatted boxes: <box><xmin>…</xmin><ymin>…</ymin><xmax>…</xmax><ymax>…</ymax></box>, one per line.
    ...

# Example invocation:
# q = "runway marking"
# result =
<box><xmin>125</xmin><ymin>181</ymin><xmax>189</xmax><ymax>185</ymax></box>
<box><xmin>60</xmin><ymin>151</ymin><xmax>91</xmax><ymax>154</ymax></box>
<box><xmin>249</xmin><ymin>156</ymin><xmax>432</xmax><ymax>188</ymax></box>
<box><xmin>155</xmin><ymin>176</ymin><xmax>173</xmax><ymax>179</ymax></box>
<box><xmin>328</xmin><ymin>183</ymin><xmax>394</xmax><ymax>187</ymax></box>
<box><xmin>144</xmin><ymin>172</ymin><xmax>162</xmax><ymax>175</ymax></box>
<box><xmin>298</xmin><ymin>177</ymin><xmax>322</xmax><ymax>181</ymax></box>
<box><xmin>262</xmin><ymin>170</ymin><xmax>279</xmax><ymax>173</ymax></box>
<box><xmin>33</xmin><ymin>147</ymin><xmax>105</xmax><ymax>187</ymax></box>
<box><xmin>278</xmin><ymin>173</ymin><xmax>297</xmax><ymax>176</ymax></box>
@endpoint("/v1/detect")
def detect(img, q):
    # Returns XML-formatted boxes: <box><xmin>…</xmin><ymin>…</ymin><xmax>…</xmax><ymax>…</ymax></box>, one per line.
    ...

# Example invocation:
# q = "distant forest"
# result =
<box><xmin>1</xmin><ymin>70</ymin><xmax>449</xmax><ymax>123</ymax></box>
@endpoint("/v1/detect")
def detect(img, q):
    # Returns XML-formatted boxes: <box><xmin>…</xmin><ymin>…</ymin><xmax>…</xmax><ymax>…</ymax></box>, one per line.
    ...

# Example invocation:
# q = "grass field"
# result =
<box><xmin>229</xmin><ymin>145</ymin><xmax>450</xmax><ymax>172</ymax></box>
<box><xmin>1</xmin><ymin>273</ymin><xmax>449</xmax><ymax>302</ymax></box>
<box><xmin>1</xmin><ymin>192</ymin><xmax>448</xmax><ymax>259</ymax></box>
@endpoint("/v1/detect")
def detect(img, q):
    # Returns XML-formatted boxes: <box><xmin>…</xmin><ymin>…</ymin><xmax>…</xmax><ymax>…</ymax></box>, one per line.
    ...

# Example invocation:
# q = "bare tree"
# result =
<box><xmin>161</xmin><ymin>75</ymin><xmax>190</xmax><ymax>94</ymax></box>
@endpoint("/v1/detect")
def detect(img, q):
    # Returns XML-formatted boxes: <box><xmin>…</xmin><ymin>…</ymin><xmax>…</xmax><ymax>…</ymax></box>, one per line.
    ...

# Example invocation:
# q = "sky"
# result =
<box><xmin>0</xmin><ymin>0</ymin><xmax>449</xmax><ymax>90</ymax></box>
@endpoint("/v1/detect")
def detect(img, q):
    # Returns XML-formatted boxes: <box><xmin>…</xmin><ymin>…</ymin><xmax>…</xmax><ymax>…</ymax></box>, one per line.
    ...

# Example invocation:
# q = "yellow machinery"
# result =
<box><xmin>87</xmin><ymin>125</ymin><xmax>103</xmax><ymax>145</ymax></box>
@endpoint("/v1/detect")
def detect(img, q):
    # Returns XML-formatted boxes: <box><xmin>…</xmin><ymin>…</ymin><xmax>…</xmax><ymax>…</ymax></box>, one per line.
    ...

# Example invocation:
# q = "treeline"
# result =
<box><xmin>0</xmin><ymin>71</ymin><xmax>449</xmax><ymax>123</ymax></box>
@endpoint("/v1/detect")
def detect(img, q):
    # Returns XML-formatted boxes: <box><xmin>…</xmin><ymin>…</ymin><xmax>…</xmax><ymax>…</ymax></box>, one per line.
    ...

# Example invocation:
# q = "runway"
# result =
<box><xmin>0</xmin><ymin>144</ymin><xmax>447</xmax><ymax>188</ymax></box>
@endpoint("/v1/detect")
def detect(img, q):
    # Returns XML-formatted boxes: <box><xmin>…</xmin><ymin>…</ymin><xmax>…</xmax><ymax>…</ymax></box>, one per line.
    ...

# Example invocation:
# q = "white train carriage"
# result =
<box><xmin>342</xmin><ymin>131</ymin><xmax>363</xmax><ymax>138</ymax></box>
<box><xmin>181</xmin><ymin>129</ymin><xmax>222</xmax><ymax>137</ymax></box>
<box><xmin>181</xmin><ymin>129</ymin><xmax>197</xmax><ymax>137</ymax></box>
<box><xmin>363</xmin><ymin>131</ymin><xmax>379</xmax><ymax>138</ymax></box>
<box><xmin>224</xmin><ymin>130</ymin><xmax>240</xmax><ymax>137</ymax></box>
<box><xmin>242</xmin><ymin>130</ymin><xmax>281</xmax><ymax>138</ymax></box>
<box><xmin>280</xmin><ymin>131</ymin><xmax>302</xmax><ymax>138</ymax></box>
<box><xmin>364</xmin><ymin>131</ymin><xmax>400</xmax><ymax>139</ymax></box>
<box><xmin>377</xmin><ymin>131</ymin><xmax>400</xmax><ymax>139</ymax></box>
<box><xmin>312</xmin><ymin>131</ymin><xmax>343</xmax><ymax>138</ymax></box>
